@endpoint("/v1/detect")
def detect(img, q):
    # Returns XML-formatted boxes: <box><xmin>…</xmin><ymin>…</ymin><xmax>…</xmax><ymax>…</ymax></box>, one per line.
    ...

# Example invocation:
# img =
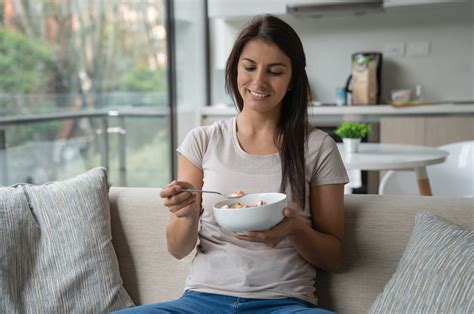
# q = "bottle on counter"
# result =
<box><xmin>336</xmin><ymin>87</ymin><xmax>346</xmax><ymax>106</ymax></box>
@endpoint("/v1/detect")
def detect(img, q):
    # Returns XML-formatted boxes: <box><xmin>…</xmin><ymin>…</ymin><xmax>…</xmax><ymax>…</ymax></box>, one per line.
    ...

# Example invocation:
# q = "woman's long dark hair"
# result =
<box><xmin>225</xmin><ymin>15</ymin><xmax>311</xmax><ymax>208</ymax></box>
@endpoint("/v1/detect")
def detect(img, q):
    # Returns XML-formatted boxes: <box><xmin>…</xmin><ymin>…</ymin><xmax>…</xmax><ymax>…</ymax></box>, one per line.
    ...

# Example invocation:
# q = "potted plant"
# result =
<box><xmin>335</xmin><ymin>122</ymin><xmax>371</xmax><ymax>153</ymax></box>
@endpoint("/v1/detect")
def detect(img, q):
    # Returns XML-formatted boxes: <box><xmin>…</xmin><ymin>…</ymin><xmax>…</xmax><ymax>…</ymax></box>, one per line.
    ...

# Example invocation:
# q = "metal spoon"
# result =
<box><xmin>182</xmin><ymin>188</ymin><xmax>244</xmax><ymax>199</ymax></box>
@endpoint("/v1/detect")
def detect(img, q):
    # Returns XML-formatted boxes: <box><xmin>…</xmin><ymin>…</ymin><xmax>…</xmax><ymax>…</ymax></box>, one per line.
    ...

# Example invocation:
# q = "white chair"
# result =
<box><xmin>378</xmin><ymin>141</ymin><xmax>474</xmax><ymax>197</ymax></box>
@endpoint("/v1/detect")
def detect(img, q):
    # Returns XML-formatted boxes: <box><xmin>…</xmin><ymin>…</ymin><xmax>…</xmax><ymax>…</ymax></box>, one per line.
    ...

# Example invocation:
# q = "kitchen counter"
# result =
<box><xmin>201</xmin><ymin>103</ymin><xmax>474</xmax><ymax>125</ymax></box>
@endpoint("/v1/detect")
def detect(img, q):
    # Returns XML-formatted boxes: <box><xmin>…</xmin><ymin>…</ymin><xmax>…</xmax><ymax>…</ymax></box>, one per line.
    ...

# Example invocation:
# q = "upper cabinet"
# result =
<box><xmin>208</xmin><ymin>0</ymin><xmax>285</xmax><ymax>18</ymax></box>
<box><xmin>208</xmin><ymin>0</ymin><xmax>468</xmax><ymax>18</ymax></box>
<box><xmin>384</xmin><ymin>0</ymin><xmax>467</xmax><ymax>7</ymax></box>
<box><xmin>208</xmin><ymin>0</ymin><xmax>382</xmax><ymax>18</ymax></box>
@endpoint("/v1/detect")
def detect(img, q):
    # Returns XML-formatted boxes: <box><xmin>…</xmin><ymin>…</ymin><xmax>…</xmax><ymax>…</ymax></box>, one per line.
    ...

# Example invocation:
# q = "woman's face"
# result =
<box><xmin>237</xmin><ymin>38</ymin><xmax>292</xmax><ymax>114</ymax></box>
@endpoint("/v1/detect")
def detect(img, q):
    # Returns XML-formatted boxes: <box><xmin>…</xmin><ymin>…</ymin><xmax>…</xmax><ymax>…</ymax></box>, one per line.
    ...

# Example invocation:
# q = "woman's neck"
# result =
<box><xmin>236</xmin><ymin>112</ymin><xmax>281</xmax><ymax>155</ymax></box>
<box><xmin>237</xmin><ymin>109</ymin><xmax>279</xmax><ymax>135</ymax></box>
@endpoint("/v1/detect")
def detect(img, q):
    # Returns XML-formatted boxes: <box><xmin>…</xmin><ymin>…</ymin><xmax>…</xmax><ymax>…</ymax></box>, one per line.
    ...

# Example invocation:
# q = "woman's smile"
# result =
<box><xmin>248</xmin><ymin>89</ymin><xmax>271</xmax><ymax>99</ymax></box>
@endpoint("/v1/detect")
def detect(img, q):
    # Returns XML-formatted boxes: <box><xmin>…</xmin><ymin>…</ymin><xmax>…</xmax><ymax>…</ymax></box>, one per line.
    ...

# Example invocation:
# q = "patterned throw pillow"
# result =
<box><xmin>2</xmin><ymin>167</ymin><xmax>134</xmax><ymax>313</ymax></box>
<box><xmin>369</xmin><ymin>211</ymin><xmax>474</xmax><ymax>313</ymax></box>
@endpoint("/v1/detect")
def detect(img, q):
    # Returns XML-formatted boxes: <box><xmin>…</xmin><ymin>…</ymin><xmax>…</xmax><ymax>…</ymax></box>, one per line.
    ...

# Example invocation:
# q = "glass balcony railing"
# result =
<box><xmin>0</xmin><ymin>103</ymin><xmax>171</xmax><ymax>187</ymax></box>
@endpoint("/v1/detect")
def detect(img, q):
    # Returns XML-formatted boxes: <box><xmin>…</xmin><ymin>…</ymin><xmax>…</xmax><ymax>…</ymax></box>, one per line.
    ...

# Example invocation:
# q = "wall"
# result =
<box><xmin>174</xmin><ymin>0</ymin><xmax>207</xmax><ymax>146</ymax></box>
<box><xmin>210</xmin><ymin>2</ymin><xmax>474</xmax><ymax>105</ymax></box>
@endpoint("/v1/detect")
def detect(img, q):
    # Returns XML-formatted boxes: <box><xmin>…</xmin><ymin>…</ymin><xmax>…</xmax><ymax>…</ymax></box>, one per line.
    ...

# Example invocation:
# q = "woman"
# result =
<box><xmin>118</xmin><ymin>14</ymin><xmax>348</xmax><ymax>313</ymax></box>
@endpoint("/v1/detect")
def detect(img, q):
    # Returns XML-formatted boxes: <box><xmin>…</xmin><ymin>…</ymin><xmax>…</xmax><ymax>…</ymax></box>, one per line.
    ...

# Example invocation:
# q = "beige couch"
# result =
<box><xmin>109</xmin><ymin>187</ymin><xmax>473</xmax><ymax>313</ymax></box>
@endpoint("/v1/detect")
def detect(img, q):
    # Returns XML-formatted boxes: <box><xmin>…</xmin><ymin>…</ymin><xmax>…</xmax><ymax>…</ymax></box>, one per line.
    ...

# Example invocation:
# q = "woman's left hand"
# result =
<box><xmin>233</xmin><ymin>208</ymin><xmax>303</xmax><ymax>247</ymax></box>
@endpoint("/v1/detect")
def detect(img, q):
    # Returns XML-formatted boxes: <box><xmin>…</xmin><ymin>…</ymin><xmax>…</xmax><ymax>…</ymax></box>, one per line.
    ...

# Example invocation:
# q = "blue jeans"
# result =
<box><xmin>113</xmin><ymin>290</ymin><xmax>334</xmax><ymax>313</ymax></box>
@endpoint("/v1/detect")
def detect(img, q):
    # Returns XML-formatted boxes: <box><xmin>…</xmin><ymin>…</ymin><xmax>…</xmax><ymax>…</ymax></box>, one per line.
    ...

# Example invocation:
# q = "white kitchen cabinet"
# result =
<box><xmin>208</xmin><ymin>0</ymin><xmax>382</xmax><ymax>18</ymax></box>
<box><xmin>383</xmin><ymin>0</ymin><xmax>467</xmax><ymax>8</ymax></box>
<box><xmin>208</xmin><ymin>0</ymin><xmax>286</xmax><ymax>18</ymax></box>
<box><xmin>208</xmin><ymin>0</ymin><xmax>468</xmax><ymax>18</ymax></box>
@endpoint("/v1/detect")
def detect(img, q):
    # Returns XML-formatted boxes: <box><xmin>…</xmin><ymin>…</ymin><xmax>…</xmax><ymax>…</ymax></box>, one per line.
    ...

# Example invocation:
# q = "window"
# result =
<box><xmin>0</xmin><ymin>0</ymin><xmax>207</xmax><ymax>187</ymax></box>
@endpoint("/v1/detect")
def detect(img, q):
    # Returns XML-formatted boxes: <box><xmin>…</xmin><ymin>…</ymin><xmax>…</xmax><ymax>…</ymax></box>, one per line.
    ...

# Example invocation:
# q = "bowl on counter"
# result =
<box><xmin>213</xmin><ymin>193</ymin><xmax>287</xmax><ymax>233</ymax></box>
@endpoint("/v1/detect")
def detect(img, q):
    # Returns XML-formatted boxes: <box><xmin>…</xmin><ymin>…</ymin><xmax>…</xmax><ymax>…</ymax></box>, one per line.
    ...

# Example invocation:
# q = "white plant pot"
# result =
<box><xmin>343</xmin><ymin>138</ymin><xmax>361</xmax><ymax>153</ymax></box>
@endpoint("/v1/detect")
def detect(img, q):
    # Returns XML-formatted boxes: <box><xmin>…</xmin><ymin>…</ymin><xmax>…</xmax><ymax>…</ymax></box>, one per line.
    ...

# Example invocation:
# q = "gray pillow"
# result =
<box><xmin>0</xmin><ymin>185</ymin><xmax>36</xmax><ymax>313</ymax></box>
<box><xmin>369</xmin><ymin>211</ymin><xmax>474</xmax><ymax>313</ymax></box>
<box><xmin>12</xmin><ymin>167</ymin><xmax>134</xmax><ymax>313</ymax></box>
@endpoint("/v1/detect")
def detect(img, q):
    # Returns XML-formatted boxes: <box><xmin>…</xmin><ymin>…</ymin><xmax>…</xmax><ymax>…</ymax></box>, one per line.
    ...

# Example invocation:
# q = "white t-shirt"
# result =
<box><xmin>176</xmin><ymin>117</ymin><xmax>349</xmax><ymax>305</ymax></box>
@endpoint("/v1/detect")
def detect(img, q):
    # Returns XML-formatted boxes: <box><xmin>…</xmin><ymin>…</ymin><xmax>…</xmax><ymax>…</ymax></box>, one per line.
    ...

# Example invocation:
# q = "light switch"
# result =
<box><xmin>406</xmin><ymin>41</ymin><xmax>430</xmax><ymax>57</ymax></box>
<box><xmin>384</xmin><ymin>42</ymin><xmax>405</xmax><ymax>57</ymax></box>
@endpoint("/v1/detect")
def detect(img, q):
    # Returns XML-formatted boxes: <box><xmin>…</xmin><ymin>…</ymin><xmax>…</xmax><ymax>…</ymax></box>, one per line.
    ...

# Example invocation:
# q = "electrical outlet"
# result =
<box><xmin>384</xmin><ymin>42</ymin><xmax>405</xmax><ymax>57</ymax></box>
<box><xmin>407</xmin><ymin>41</ymin><xmax>430</xmax><ymax>57</ymax></box>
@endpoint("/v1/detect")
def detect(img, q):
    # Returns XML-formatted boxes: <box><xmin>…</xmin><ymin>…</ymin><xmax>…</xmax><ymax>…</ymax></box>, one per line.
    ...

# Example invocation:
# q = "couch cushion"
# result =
<box><xmin>16</xmin><ymin>167</ymin><xmax>134</xmax><ymax>313</ymax></box>
<box><xmin>109</xmin><ymin>187</ymin><xmax>193</xmax><ymax>305</ymax></box>
<box><xmin>368</xmin><ymin>211</ymin><xmax>473</xmax><ymax>313</ymax></box>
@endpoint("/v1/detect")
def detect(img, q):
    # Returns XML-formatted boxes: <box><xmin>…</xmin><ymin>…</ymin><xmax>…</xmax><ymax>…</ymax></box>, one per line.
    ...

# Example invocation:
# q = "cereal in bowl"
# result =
<box><xmin>221</xmin><ymin>200</ymin><xmax>266</xmax><ymax>209</ymax></box>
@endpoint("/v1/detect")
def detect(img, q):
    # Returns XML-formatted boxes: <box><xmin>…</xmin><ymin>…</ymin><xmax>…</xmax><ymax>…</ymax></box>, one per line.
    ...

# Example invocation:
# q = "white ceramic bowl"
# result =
<box><xmin>213</xmin><ymin>193</ymin><xmax>287</xmax><ymax>233</ymax></box>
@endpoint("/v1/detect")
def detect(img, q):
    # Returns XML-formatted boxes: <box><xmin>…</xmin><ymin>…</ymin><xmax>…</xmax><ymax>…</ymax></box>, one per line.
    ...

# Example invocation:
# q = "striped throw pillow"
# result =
<box><xmin>0</xmin><ymin>185</ymin><xmax>34</xmax><ymax>312</ymax></box>
<box><xmin>369</xmin><ymin>211</ymin><xmax>473</xmax><ymax>313</ymax></box>
<box><xmin>6</xmin><ymin>167</ymin><xmax>134</xmax><ymax>313</ymax></box>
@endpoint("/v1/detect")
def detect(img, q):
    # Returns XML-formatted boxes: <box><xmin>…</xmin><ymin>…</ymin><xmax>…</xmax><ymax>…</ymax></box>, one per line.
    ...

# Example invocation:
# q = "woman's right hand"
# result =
<box><xmin>160</xmin><ymin>181</ymin><xmax>200</xmax><ymax>219</ymax></box>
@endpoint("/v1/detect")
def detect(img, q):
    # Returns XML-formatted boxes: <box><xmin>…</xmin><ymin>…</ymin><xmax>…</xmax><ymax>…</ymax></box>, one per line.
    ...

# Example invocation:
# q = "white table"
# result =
<box><xmin>337</xmin><ymin>143</ymin><xmax>449</xmax><ymax>196</ymax></box>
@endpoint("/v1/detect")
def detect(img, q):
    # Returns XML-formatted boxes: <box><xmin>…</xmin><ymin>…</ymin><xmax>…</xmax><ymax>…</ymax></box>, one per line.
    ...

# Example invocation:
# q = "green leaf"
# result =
<box><xmin>335</xmin><ymin>122</ymin><xmax>371</xmax><ymax>139</ymax></box>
